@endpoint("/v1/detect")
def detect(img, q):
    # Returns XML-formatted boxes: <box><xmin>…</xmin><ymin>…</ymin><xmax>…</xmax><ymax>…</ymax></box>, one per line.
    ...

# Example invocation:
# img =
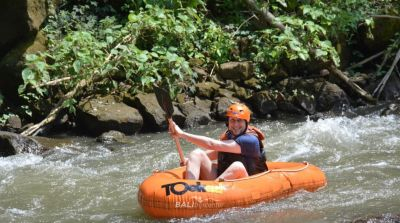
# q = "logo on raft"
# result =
<box><xmin>161</xmin><ymin>182</ymin><xmax>225</xmax><ymax>196</ymax></box>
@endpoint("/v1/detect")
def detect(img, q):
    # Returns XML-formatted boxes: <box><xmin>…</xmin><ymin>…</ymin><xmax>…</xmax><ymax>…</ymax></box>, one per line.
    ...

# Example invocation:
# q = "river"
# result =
<box><xmin>1</xmin><ymin>114</ymin><xmax>399</xmax><ymax>222</ymax></box>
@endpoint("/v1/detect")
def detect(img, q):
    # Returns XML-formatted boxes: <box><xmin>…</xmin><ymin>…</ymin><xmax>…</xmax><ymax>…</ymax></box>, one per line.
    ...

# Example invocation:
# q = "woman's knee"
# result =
<box><xmin>188</xmin><ymin>148</ymin><xmax>207</xmax><ymax>159</ymax></box>
<box><xmin>230</xmin><ymin>161</ymin><xmax>246</xmax><ymax>171</ymax></box>
<box><xmin>230</xmin><ymin>161</ymin><xmax>248</xmax><ymax>177</ymax></box>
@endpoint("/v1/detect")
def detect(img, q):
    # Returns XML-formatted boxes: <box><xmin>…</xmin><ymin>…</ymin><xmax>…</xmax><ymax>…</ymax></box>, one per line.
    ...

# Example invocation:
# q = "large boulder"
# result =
<box><xmin>380</xmin><ymin>103</ymin><xmax>400</xmax><ymax>116</ymax></box>
<box><xmin>293</xmin><ymin>94</ymin><xmax>316</xmax><ymax>115</ymax></box>
<box><xmin>96</xmin><ymin>130</ymin><xmax>128</xmax><ymax>144</ymax></box>
<box><xmin>249</xmin><ymin>90</ymin><xmax>278</xmax><ymax>116</ymax></box>
<box><xmin>0</xmin><ymin>0</ymin><xmax>47</xmax><ymax>56</ymax></box>
<box><xmin>184</xmin><ymin>111</ymin><xmax>213</xmax><ymax>128</ymax></box>
<box><xmin>129</xmin><ymin>93</ymin><xmax>185</xmax><ymax>132</ymax></box>
<box><xmin>265</xmin><ymin>66</ymin><xmax>289</xmax><ymax>85</ymax></box>
<box><xmin>0</xmin><ymin>31</ymin><xmax>47</xmax><ymax>103</ymax></box>
<box><xmin>225</xmin><ymin>80</ymin><xmax>252</xmax><ymax>100</ymax></box>
<box><xmin>178</xmin><ymin>97</ymin><xmax>212</xmax><ymax>128</ymax></box>
<box><xmin>218</xmin><ymin>61</ymin><xmax>254</xmax><ymax>81</ymax></box>
<box><xmin>243</xmin><ymin>77</ymin><xmax>261</xmax><ymax>90</ymax></box>
<box><xmin>195</xmin><ymin>82</ymin><xmax>220</xmax><ymax>99</ymax></box>
<box><xmin>76</xmin><ymin>95</ymin><xmax>143</xmax><ymax>136</ymax></box>
<box><xmin>0</xmin><ymin>0</ymin><xmax>49</xmax><ymax>102</ymax></box>
<box><xmin>2</xmin><ymin>115</ymin><xmax>22</xmax><ymax>133</ymax></box>
<box><xmin>131</xmin><ymin>93</ymin><xmax>166</xmax><ymax>132</ymax></box>
<box><xmin>315</xmin><ymin>81</ymin><xmax>350</xmax><ymax>112</ymax></box>
<box><xmin>359</xmin><ymin>15</ymin><xmax>400</xmax><ymax>53</ymax></box>
<box><xmin>213</xmin><ymin>96</ymin><xmax>240</xmax><ymax>121</ymax></box>
<box><xmin>0</xmin><ymin>131</ymin><xmax>45</xmax><ymax>157</ymax></box>
<box><xmin>277</xmin><ymin>101</ymin><xmax>306</xmax><ymax>115</ymax></box>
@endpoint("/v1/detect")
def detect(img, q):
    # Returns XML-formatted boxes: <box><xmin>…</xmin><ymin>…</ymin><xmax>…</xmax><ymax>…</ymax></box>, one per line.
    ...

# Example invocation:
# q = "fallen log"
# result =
<box><xmin>21</xmin><ymin>78</ymin><xmax>88</xmax><ymax>136</ymax></box>
<box><xmin>330</xmin><ymin>65</ymin><xmax>376</xmax><ymax>103</ymax></box>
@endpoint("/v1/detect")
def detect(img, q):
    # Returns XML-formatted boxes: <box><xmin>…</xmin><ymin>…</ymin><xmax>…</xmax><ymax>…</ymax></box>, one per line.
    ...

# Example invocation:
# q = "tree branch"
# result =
<box><xmin>371</xmin><ymin>15</ymin><xmax>400</xmax><ymax>20</ymax></box>
<box><xmin>373</xmin><ymin>47</ymin><xmax>400</xmax><ymax>99</ymax></box>
<box><xmin>330</xmin><ymin>65</ymin><xmax>376</xmax><ymax>103</ymax></box>
<box><xmin>243</xmin><ymin>0</ymin><xmax>285</xmax><ymax>31</ymax></box>
<box><xmin>38</xmin><ymin>77</ymin><xmax>72</xmax><ymax>87</ymax></box>
<box><xmin>346</xmin><ymin>50</ymin><xmax>384</xmax><ymax>70</ymax></box>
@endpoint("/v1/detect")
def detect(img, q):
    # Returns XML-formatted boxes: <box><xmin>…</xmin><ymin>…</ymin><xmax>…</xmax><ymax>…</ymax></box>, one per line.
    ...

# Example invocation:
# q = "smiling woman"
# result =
<box><xmin>168</xmin><ymin>102</ymin><xmax>268</xmax><ymax>181</ymax></box>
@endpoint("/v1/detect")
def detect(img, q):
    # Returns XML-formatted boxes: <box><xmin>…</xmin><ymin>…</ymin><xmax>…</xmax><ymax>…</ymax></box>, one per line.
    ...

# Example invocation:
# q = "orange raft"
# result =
<box><xmin>138</xmin><ymin>161</ymin><xmax>327</xmax><ymax>218</ymax></box>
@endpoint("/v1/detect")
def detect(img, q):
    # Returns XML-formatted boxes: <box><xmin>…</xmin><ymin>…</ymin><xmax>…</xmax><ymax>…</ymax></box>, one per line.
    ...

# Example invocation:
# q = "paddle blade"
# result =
<box><xmin>154</xmin><ymin>85</ymin><xmax>174</xmax><ymax>118</ymax></box>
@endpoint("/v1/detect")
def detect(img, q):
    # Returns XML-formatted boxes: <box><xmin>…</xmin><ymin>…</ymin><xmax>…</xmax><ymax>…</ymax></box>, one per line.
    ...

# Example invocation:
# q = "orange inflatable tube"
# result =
<box><xmin>138</xmin><ymin>161</ymin><xmax>327</xmax><ymax>218</ymax></box>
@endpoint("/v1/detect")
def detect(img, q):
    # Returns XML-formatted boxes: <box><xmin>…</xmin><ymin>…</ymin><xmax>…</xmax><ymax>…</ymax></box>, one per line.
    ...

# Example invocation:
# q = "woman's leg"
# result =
<box><xmin>217</xmin><ymin>161</ymin><xmax>248</xmax><ymax>180</ymax></box>
<box><xmin>185</xmin><ymin>149</ymin><xmax>217</xmax><ymax>180</ymax></box>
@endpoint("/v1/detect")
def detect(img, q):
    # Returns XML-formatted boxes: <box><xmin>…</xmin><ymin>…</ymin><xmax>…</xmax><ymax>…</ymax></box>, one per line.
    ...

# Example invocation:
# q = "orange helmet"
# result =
<box><xmin>226</xmin><ymin>103</ymin><xmax>251</xmax><ymax>122</ymax></box>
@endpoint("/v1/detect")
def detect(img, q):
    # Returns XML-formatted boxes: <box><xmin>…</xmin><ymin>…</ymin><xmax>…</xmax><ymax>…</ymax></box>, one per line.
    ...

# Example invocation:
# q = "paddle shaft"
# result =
<box><xmin>153</xmin><ymin>85</ymin><xmax>185</xmax><ymax>166</ymax></box>
<box><xmin>167</xmin><ymin>117</ymin><xmax>185</xmax><ymax>166</ymax></box>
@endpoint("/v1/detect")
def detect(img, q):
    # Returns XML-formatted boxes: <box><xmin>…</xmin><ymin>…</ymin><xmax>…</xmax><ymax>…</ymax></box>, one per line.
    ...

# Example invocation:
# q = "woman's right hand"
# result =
<box><xmin>168</xmin><ymin>120</ymin><xmax>184</xmax><ymax>138</ymax></box>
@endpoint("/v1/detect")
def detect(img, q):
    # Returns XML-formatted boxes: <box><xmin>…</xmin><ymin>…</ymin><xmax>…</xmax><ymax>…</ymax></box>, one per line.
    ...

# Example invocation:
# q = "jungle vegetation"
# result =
<box><xmin>1</xmin><ymin>0</ymin><xmax>399</xmax><ymax>133</ymax></box>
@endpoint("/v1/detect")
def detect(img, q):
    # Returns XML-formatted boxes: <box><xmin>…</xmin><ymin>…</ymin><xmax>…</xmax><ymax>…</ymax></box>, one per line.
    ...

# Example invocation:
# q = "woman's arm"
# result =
<box><xmin>169</xmin><ymin>121</ymin><xmax>241</xmax><ymax>154</ymax></box>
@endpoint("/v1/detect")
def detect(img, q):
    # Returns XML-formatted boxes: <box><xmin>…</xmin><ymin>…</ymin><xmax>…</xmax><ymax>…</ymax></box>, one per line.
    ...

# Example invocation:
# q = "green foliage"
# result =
<box><xmin>18</xmin><ymin>0</ymin><xmax>396</xmax><ymax>118</ymax></box>
<box><xmin>19</xmin><ymin>1</ymin><xmax>235</xmax><ymax>113</ymax></box>
<box><xmin>252</xmin><ymin>16</ymin><xmax>339</xmax><ymax>66</ymax></box>
<box><xmin>122</xmin><ymin>0</ymin><xmax>205</xmax><ymax>11</ymax></box>
<box><xmin>0</xmin><ymin>113</ymin><xmax>10</xmax><ymax>126</ymax></box>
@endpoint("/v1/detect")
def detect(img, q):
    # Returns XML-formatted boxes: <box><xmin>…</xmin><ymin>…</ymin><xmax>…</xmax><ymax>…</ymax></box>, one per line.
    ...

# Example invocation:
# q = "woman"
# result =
<box><xmin>169</xmin><ymin>103</ymin><xmax>267</xmax><ymax>180</ymax></box>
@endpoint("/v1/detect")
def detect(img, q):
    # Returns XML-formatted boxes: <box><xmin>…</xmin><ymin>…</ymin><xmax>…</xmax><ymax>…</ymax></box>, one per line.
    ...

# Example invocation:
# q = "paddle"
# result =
<box><xmin>153</xmin><ymin>85</ymin><xmax>185</xmax><ymax>166</ymax></box>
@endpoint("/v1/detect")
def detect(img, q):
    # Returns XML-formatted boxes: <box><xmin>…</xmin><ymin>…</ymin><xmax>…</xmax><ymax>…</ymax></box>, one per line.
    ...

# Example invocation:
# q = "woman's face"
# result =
<box><xmin>228</xmin><ymin>117</ymin><xmax>247</xmax><ymax>136</ymax></box>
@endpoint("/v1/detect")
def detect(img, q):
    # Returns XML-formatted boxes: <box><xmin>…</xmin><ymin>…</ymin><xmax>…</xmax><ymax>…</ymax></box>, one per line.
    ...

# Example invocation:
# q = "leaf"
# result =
<box><xmin>137</xmin><ymin>52</ymin><xmax>148</xmax><ymax>63</ymax></box>
<box><xmin>128</xmin><ymin>13</ymin><xmax>137</xmax><ymax>22</ymax></box>
<box><xmin>110</xmin><ymin>49</ymin><xmax>119</xmax><ymax>55</ymax></box>
<box><xmin>62</xmin><ymin>98</ymin><xmax>77</xmax><ymax>114</ymax></box>
<box><xmin>175</xmin><ymin>25</ymin><xmax>184</xmax><ymax>33</ymax></box>
<box><xmin>35</xmin><ymin>86</ymin><xmax>46</xmax><ymax>96</ymax></box>
<box><xmin>298</xmin><ymin>52</ymin><xmax>309</xmax><ymax>61</ymax></box>
<box><xmin>26</xmin><ymin>54</ymin><xmax>38</xmax><ymax>61</ymax></box>
<box><xmin>112</xmin><ymin>80</ymin><xmax>118</xmax><ymax>89</ymax></box>
<box><xmin>276</xmin><ymin>0</ymin><xmax>287</xmax><ymax>7</ymax></box>
<box><xmin>35</xmin><ymin>61</ymin><xmax>46</xmax><ymax>73</ymax></box>
<box><xmin>18</xmin><ymin>84</ymin><xmax>27</xmax><ymax>94</ymax></box>
<box><xmin>289</xmin><ymin>40</ymin><xmax>301</xmax><ymax>52</ymax></box>
<box><xmin>21</xmin><ymin>68</ymin><xmax>34</xmax><ymax>82</ymax></box>
<box><xmin>315</xmin><ymin>49</ymin><xmax>328</xmax><ymax>58</ymax></box>
<box><xmin>21</xmin><ymin>105</ymin><xmax>32</xmax><ymax>117</ymax></box>
<box><xmin>140</xmin><ymin>75</ymin><xmax>155</xmax><ymax>87</ymax></box>
<box><xmin>168</xmin><ymin>47</ymin><xmax>178</xmax><ymax>52</ymax></box>
<box><xmin>165</xmin><ymin>52</ymin><xmax>178</xmax><ymax>63</ymax></box>
<box><xmin>125</xmin><ymin>70</ymin><xmax>133</xmax><ymax>79</ymax></box>
<box><xmin>106</xmin><ymin>36</ymin><xmax>114</xmax><ymax>44</ymax></box>
<box><xmin>150</xmin><ymin>52</ymin><xmax>159</xmax><ymax>58</ymax></box>
<box><xmin>101</xmin><ymin>63</ymin><xmax>114</xmax><ymax>76</ymax></box>
<box><xmin>73</xmin><ymin>60</ymin><xmax>81</xmax><ymax>73</ymax></box>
